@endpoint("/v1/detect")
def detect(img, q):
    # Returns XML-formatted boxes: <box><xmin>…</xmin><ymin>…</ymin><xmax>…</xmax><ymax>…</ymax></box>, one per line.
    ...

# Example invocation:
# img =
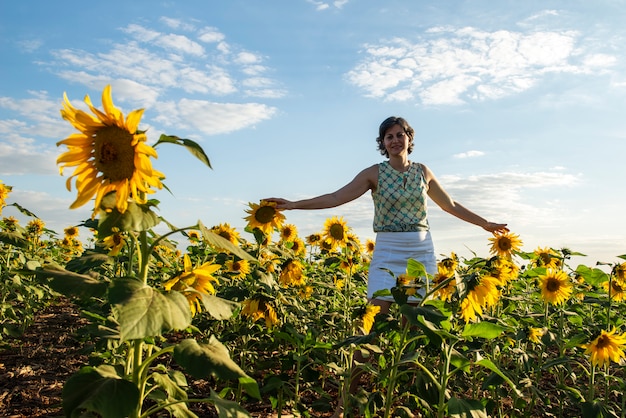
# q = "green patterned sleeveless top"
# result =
<box><xmin>372</xmin><ymin>161</ymin><xmax>429</xmax><ymax>232</ymax></box>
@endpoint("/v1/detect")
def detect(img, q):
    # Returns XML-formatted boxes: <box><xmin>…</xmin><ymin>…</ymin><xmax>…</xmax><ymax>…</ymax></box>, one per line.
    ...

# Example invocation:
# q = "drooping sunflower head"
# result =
<box><xmin>323</xmin><ymin>216</ymin><xmax>349</xmax><ymax>247</ymax></box>
<box><xmin>211</xmin><ymin>223</ymin><xmax>241</xmax><ymax>245</ymax></box>
<box><xmin>614</xmin><ymin>262</ymin><xmax>626</xmax><ymax>282</ymax></box>
<box><xmin>278</xmin><ymin>259</ymin><xmax>306</xmax><ymax>287</ymax></box>
<box><xmin>1</xmin><ymin>216</ymin><xmax>19</xmax><ymax>232</ymax></box>
<box><xmin>244</xmin><ymin>200</ymin><xmax>285</xmax><ymax>236</ymax></box>
<box><xmin>582</xmin><ymin>328</ymin><xmax>626</xmax><ymax>369</ymax></box>
<box><xmin>56</xmin><ymin>85</ymin><xmax>164</xmax><ymax>214</ymax></box>
<box><xmin>102</xmin><ymin>227</ymin><xmax>126</xmax><ymax>256</ymax></box>
<box><xmin>397</xmin><ymin>273</ymin><xmax>418</xmax><ymax>296</ymax></box>
<box><xmin>539</xmin><ymin>269</ymin><xmax>573</xmax><ymax>305</ymax></box>
<box><xmin>603</xmin><ymin>278</ymin><xmax>626</xmax><ymax>302</ymax></box>
<box><xmin>306</xmin><ymin>233</ymin><xmax>322</xmax><ymax>246</ymax></box>
<box><xmin>360</xmin><ymin>304</ymin><xmax>381</xmax><ymax>334</ymax></box>
<box><xmin>488</xmin><ymin>231</ymin><xmax>523</xmax><ymax>258</ymax></box>
<box><xmin>438</xmin><ymin>252</ymin><xmax>458</xmax><ymax>273</ymax></box>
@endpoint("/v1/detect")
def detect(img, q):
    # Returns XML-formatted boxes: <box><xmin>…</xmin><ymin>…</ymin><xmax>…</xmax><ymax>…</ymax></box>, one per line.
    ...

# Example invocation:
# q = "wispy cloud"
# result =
<box><xmin>453</xmin><ymin>150</ymin><xmax>485</xmax><ymax>159</ymax></box>
<box><xmin>345</xmin><ymin>25</ymin><xmax>616</xmax><ymax>105</ymax></box>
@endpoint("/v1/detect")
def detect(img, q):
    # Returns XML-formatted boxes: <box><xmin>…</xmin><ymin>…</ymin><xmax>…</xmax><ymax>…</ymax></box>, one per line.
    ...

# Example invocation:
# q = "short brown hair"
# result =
<box><xmin>376</xmin><ymin>116</ymin><xmax>415</xmax><ymax>157</ymax></box>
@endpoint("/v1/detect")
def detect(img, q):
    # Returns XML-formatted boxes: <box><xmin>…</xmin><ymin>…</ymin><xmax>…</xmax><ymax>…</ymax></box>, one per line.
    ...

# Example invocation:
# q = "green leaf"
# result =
<box><xmin>407</xmin><ymin>258</ymin><xmax>427</xmax><ymax>278</ymax></box>
<box><xmin>239</xmin><ymin>376</ymin><xmax>261</xmax><ymax>400</ymax></box>
<box><xmin>209</xmin><ymin>388</ymin><xmax>252</xmax><ymax>417</ymax></box>
<box><xmin>447</xmin><ymin>397</ymin><xmax>487</xmax><ymax>418</ymax></box>
<box><xmin>30</xmin><ymin>262</ymin><xmax>108</xmax><ymax>299</ymax></box>
<box><xmin>198</xmin><ymin>221</ymin><xmax>255</xmax><ymax>261</ymax></box>
<box><xmin>173</xmin><ymin>337</ymin><xmax>254</xmax><ymax>384</ymax></box>
<box><xmin>462</xmin><ymin>322</ymin><xmax>507</xmax><ymax>340</ymax></box>
<box><xmin>8</xmin><ymin>202</ymin><xmax>38</xmax><ymax>218</ymax></box>
<box><xmin>97</xmin><ymin>195</ymin><xmax>161</xmax><ymax>236</ymax></box>
<box><xmin>0</xmin><ymin>231</ymin><xmax>28</xmax><ymax>248</ymax></box>
<box><xmin>575</xmin><ymin>264</ymin><xmax>609</xmax><ymax>287</ymax></box>
<box><xmin>65</xmin><ymin>250</ymin><xmax>111</xmax><ymax>274</ymax></box>
<box><xmin>154</xmin><ymin>134</ymin><xmax>212</xmax><ymax>169</ymax></box>
<box><xmin>110</xmin><ymin>278</ymin><xmax>192</xmax><ymax>341</ymax></box>
<box><xmin>475</xmin><ymin>358</ymin><xmax>522</xmax><ymax>397</ymax></box>
<box><xmin>63</xmin><ymin>365</ymin><xmax>139</xmax><ymax>418</ymax></box>
<box><xmin>200</xmin><ymin>294</ymin><xmax>240</xmax><ymax>320</ymax></box>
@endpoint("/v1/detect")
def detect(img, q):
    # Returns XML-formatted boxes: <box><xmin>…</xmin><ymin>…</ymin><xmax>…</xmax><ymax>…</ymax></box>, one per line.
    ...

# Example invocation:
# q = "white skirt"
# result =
<box><xmin>367</xmin><ymin>231</ymin><xmax>437</xmax><ymax>300</ymax></box>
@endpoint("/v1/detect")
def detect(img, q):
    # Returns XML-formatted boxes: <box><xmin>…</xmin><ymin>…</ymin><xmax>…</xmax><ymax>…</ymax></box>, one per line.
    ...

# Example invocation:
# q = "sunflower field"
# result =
<box><xmin>1</xmin><ymin>86</ymin><xmax>626</xmax><ymax>418</ymax></box>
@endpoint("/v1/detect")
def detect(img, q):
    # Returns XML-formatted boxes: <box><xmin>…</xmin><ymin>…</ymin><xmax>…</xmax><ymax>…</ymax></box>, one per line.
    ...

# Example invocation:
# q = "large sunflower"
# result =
<box><xmin>164</xmin><ymin>254</ymin><xmax>221</xmax><ymax>315</ymax></box>
<box><xmin>459</xmin><ymin>275</ymin><xmax>501</xmax><ymax>323</ymax></box>
<box><xmin>582</xmin><ymin>328</ymin><xmax>626</xmax><ymax>368</ymax></box>
<box><xmin>57</xmin><ymin>85</ymin><xmax>164</xmax><ymax>214</ymax></box>
<box><xmin>538</xmin><ymin>269</ymin><xmax>572</xmax><ymax>305</ymax></box>
<box><xmin>323</xmin><ymin>216</ymin><xmax>349</xmax><ymax>248</ymax></box>
<box><xmin>244</xmin><ymin>200</ymin><xmax>285</xmax><ymax>235</ymax></box>
<box><xmin>488</xmin><ymin>231</ymin><xmax>523</xmax><ymax>259</ymax></box>
<box><xmin>603</xmin><ymin>278</ymin><xmax>626</xmax><ymax>302</ymax></box>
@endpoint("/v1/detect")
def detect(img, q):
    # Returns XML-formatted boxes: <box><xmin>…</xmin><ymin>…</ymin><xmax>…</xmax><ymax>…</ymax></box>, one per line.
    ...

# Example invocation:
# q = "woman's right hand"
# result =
<box><xmin>263</xmin><ymin>198</ymin><xmax>293</xmax><ymax>210</ymax></box>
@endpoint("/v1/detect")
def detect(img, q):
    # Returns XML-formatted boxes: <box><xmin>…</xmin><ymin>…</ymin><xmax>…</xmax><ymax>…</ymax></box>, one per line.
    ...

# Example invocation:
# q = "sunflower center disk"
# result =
<box><xmin>329</xmin><ymin>224</ymin><xmax>344</xmax><ymax>240</ymax></box>
<box><xmin>255</xmin><ymin>206</ymin><xmax>276</xmax><ymax>223</ymax></box>
<box><xmin>94</xmin><ymin>126</ymin><xmax>136</xmax><ymax>182</ymax></box>
<box><xmin>546</xmin><ymin>278</ymin><xmax>560</xmax><ymax>292</ymax></box>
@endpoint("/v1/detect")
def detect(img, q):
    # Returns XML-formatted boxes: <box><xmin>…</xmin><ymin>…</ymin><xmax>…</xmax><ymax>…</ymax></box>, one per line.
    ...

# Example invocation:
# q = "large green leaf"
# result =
<box><xmin>154</xmin><ymin>134</ymin><xmax>212</xmax><ymax>169</ymax></box>
<box><xmin>30</xmin><ymin>262</ymin><xmax>108</xmax><ymax>299</ymax></box>
<box><xmin>447</xmin><ymin>397</ymin><xmax>487</xmax><ymax>418</ymax></box>
<box><xmin>110</xmin><ymin>278</ymin><xmax>192</xmax><ymax>341</ymax></box>
<box><xmin>65</xmin><ymin>250</ymin><xmax>111</xmax><ymax>274</ymax></box>
<box><xmin>209</xmin><ymin>388</ymin><xmax>252</xmax><ymax>418</ymax></box>
<box><xmin>97</xmin><ymin>195</ymin><xmax>161</xmax><ymax>236</ymax></box>
<box><xmin>0</xmin><ymin>231</ymin><xmax>28</xmax><ymax>248</ymax></box>
<box><xmin>200</xmin><ymin>294</ymin><xmax>240</xmax><ymax>320</ymax></box>
<box><xmin>462</xmin><ymin>322</ymin><xmax>507</xmax><ymax>340</ymax></box>
<box><xmin>198</xmin><ymin>221</ymin><xmax>255</xmax><ymax>261</ymax></box>
<box><xmin>63</xmin><ymin>365</ymin><xmax>139</xmax><ymax>418</ymax></box>
<box><xmin>575</xmin><ymin>264</ymin><xmax>609</xmax><ymax>287</ymax></box>
<box><xmin>407</xmin><ymin>258</ymin><xmax>427</xmax><ymax>278</ymax></box>
<box><xmin>475</xmin><ymin>358</ymin><xmax>522</xmax><ymax>397</ymax></box>
<box><xmin>173</xmin><ymin>337</ymin><xmax>256</xmax><ymax>387</ymax></box>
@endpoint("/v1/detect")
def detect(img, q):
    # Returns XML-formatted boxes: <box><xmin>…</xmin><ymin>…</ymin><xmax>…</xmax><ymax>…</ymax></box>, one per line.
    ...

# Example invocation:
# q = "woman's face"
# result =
<box><xmin>383</xmin><ymin>124</ymin><xmax>409</xmax><ymax>157</ymax></box>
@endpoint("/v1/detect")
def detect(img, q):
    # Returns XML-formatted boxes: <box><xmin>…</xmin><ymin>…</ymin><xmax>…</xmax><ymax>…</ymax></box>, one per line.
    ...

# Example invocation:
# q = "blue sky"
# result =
<box><xmin>1</xmin><ymin>0</ymin><xmax>625</xmax><ymax>266</ymax></box>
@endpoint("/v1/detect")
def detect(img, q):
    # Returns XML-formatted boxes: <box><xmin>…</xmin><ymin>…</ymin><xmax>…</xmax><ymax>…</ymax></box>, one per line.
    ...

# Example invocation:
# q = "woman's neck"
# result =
<box><xmin>388</xmin><ymin>156</ymin><xmax>411</xmax><ymax>172</ymax></box>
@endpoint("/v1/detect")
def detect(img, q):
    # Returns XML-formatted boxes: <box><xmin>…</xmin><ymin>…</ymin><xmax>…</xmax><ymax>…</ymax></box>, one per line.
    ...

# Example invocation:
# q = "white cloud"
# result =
<box><xmin>198</xmin><ymin>27</ymin><xmax>226</xmax><ymax>43</ymax></box>
<box><xmin>154</xmin><ymin>99</ymin><xmax>277</xmax><ymax>136</ymax></box>
<box><xmin>453</xmin><ymin>150</ymin><xmax>485</xmax><ymax>159</ymax></box>
<box><xmin>346</xmin><ymin>25</ymin><xmax>615</xmax><ymax>105</ymax></box>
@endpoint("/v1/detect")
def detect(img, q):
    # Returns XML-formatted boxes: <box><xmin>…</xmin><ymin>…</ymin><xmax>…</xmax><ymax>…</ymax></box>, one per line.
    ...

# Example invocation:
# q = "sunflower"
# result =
<box><xmin>211</xmin><ymin>223</ymin><xmax>241</xmax><ymax>245</ymax></box>
<box><xmin>164</xmin><ymin>254</ymin><xmax>221</xmax><ymax>315</ymax></box>
<box><xmin>582</xmin><ymin>328</ymin><xmax>626</xmax><ymax>368</ymax></box>
<box><xmin>298</xmin><ymin>285</ymin><xmax>313</xmax><ymax>299</ymax></box>
<box><xmin>306</xmin><ymin>233</ymin><xmax>322</xmax><ymax>246</ymax></box>
<box><xmin>26</xmin><ymin>219</ymin><xmax>45</xmax><ymax>236</ymax></box>
<box><xmin>56</xmin><ymin>85</ymin><xmax>164</xmax><ymax>214</ymax></box>
<box><xmin>278</xmin><ymin>259</ymin><xmax>306</xmax><ymax>287</ymax></box>
<box><xmin>241</xmin><ymin>298</ymin><xmax>279</xmax><ymax>329</ymax></box>
<box><xmin>459</xmin><ymin>275</ymin><xmax>501</xmax><ymax>323</ymax></box>
<box><xmin>0</xmin><ymin>181</ymin><xmax>11</xmax><ymax>215</ymax></box>
<box><xmin>397</xmin><ymin>273</ymin><xmax>418</xmax><ymax>296</ymax></box>
<box><xmin>364</xmin><ymin>239</ymin><xmax>375</xmax><ymax>256</ymax></box>
<box><xmin>539</xmin><ymin>269</ymin><xmax>572</xmax><ymax>305</ymax></box>
<box><xmin>63</xmin><ymin>226</ymin><xmax>80</xmax><ymax>239</ymax></box>
<box><xmin>244</xmin><ymin>200</ymin><xmax>285</xmax><ymax>236</ymax></box>
<box><xmin>602</xmin><ymin>278</ymin><xmax>626</xmax><ymax>302</ymax></box>
<box><xmin>319</xmin><ymin>237</ymin><xmax>337</xmax><ymax>252</ymax></box>
<box><xmin>102</xmin><ymin>228</ymin><xmax>126</xmax><ymax>256</ymax></box>
<box><xmin>226</xmin><ymin>259</ymin><xmax>251</xmax><ymax>279</ymax></box>
<box><xmin>432</xmin><ymin>265</ymin><xmax>456</xmax><ymax>302</ymax></box>
<box><xmin>532</xmin><ymin>247</ymin><xmax>562</xmax><ymax>270</ymax></box>
<box><xmin>288</xmin><ymin>237</ymin><xmax>307</xmax><ymax>257</ymax></box>
<box><xmin>279</xmin><ymin>223</ymin><xmax>298</xmax><ymax>242</ymax></box>
<box><xmin>1</xmin><ymin>216</ymin><xmax>19</xmax><ymax>232</ymax></box>
<box><xmin>527</xmin><ymin>327</ymin><xmax>546</xmax><ymax>344</ymax></box>
<box><xmin>488</xmin><ymin>231</ymin><xmax>523</xmax><ymax>259</ymax></box>
<box><xmin>323</xmin><ymin>216</ymin><xmax>349</xmax><ymax>248</ymax></box>
<box><xmin>488</xmin><ymin>257</ymin><xmax>519</xmax><ymax>287</ymax></box>
<box><xmin>361</xmin><ymin>304</ymin><xmax>381</xmax><ymax>334</ymax></box>
<box><xmin>614</xmin><ymin>262</ymin><xmax>626</xmax><ymax>282</ymax></box>
<box><xmin>186</xmin><ymin>230</ymin><xmax>202</xmax><ymax>245</ymax></box>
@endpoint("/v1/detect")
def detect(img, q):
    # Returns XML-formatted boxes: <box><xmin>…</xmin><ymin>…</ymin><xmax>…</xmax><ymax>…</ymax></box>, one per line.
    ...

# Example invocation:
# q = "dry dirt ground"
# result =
<box><xmin>0</xmin><ymin>300</ymin><xmax>335</xmax><ymax>418</ymax></box>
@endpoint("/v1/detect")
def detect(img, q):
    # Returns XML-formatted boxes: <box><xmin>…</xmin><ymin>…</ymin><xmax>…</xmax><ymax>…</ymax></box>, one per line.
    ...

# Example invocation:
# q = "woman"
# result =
<box><xmin>265</xmin><ymin>116</ymin><xmax>508</xmax><ymax>416</ymax></box>
<box><xmin>266</xmin><ymin>116</ymin><xmax>508</xmax><ymax>312</ymax></box>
